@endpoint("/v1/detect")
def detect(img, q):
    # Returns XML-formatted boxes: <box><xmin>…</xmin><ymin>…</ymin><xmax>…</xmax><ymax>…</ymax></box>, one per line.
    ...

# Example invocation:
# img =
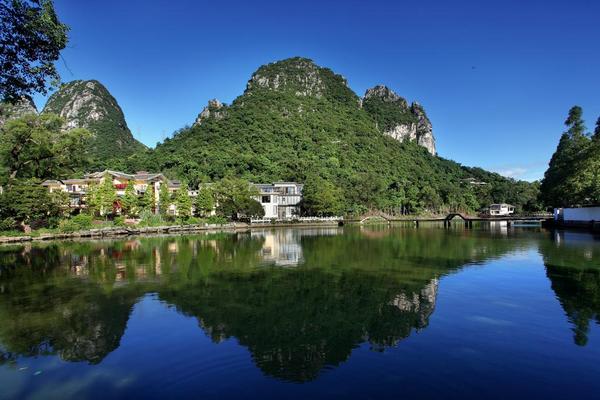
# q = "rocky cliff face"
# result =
<box><xmin>194</xmin><ymin>99</ymin><xmax>226</xmax><ymax>126</ymax></box>
<box><xmin>411</xmin><ymin>102</ymin><xmax>436</xmax><ymax>155</ymax></box>
<box><xmin>0</xmin><ymin>96</ymin><xmax>38</xmax><ymax>127</ymax></box>
<box><xmin>243</xmin><ymin>57</ymin><xmax>358</xmax><ymax>106</ymax></box>
<box><xmin>362</xmin><ymin>85</ymin><xmax>436</xmax><ymax>155</ymax></box>
<box><xmin>43</xmin><ymin>80</ymin><xmax>146</xmax><ymax>166</ymax></box>
<box><xmin>246</xmin><ymin>57</ymin><xmax>327</xmax><ymax>98</ymax></box>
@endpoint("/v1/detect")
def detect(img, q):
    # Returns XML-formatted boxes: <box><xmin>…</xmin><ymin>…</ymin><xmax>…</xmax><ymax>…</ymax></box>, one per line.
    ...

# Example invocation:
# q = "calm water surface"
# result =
<box><xmin>0</xmin><ymin>225</ymin><xmax>599</xmax><ymax>399</ymax></box>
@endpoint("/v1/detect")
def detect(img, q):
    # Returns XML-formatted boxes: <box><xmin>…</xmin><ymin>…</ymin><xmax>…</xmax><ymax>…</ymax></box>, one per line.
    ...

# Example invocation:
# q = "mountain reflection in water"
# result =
<box><xmin>0</xmin><ymin>226</ymin><xmax>599</xmax><ymax>384</ymax></box>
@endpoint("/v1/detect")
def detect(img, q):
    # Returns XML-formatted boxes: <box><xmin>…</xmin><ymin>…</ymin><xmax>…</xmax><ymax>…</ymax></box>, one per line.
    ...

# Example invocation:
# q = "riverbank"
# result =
<box><xmin>0</xmin><ymin>220</ymin><xmax>342</xmax><ymax>244</ymax></box>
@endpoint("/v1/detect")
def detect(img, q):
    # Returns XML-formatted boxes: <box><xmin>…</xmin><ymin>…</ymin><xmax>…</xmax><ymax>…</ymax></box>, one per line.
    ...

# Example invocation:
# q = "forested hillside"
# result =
<box><xmin>131</xmin><ymin>57</ymin><xmax>539</xmax><ymax>214</ymax></box>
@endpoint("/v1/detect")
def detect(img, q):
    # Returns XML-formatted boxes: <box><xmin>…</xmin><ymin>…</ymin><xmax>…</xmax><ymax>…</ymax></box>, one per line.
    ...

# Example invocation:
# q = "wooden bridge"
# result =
<box><xmin>354</xmin><ymin>211</ymin><xmax>551</xmax><ymax>228</ymax></box>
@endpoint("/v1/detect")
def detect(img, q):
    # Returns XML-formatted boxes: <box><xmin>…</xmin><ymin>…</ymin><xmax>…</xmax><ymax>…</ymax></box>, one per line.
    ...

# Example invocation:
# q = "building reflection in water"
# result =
<box><xmin>251</xmin><ymin>227</ymin><xmax>341</xmax><ymax>267</ymax></box>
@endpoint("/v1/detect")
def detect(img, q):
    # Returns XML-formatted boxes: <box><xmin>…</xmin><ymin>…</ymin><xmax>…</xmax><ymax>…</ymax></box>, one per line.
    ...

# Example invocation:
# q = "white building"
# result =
<box><xmin>555</xmin><ymin>206</ymin><xmax>600</xmax><ymax>223</ymax></box>
<box><xmin>488</xmin><ymin>204</ymin><xmax>515</xmax><ymax>216</ymax></box>
<box><xmin>254</xmin><ymin>182</ymin><xmax>303</xmax><ymax>220</ymax></box>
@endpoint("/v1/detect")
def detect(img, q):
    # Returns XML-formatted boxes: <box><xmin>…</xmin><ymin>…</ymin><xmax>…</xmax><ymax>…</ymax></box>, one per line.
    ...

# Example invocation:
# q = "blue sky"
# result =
<box><xmin>33</xmin><ymin>0</ymin><xmax>600</xmax><ymax>181</ymax></box>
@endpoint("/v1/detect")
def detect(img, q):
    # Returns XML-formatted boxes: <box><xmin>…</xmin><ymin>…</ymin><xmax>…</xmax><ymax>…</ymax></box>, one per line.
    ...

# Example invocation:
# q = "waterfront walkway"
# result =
<box><xmin>352</xmin><ymin>211</ymin><xmax>552</xmax><ymax>227</ymax></box>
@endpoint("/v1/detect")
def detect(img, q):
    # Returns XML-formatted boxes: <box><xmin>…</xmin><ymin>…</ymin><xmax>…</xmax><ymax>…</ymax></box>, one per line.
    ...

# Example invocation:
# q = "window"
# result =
<box><xmin>262</xmin><ymin>195</ymin><xmax>270</xmax><ymax>203</ymax></box>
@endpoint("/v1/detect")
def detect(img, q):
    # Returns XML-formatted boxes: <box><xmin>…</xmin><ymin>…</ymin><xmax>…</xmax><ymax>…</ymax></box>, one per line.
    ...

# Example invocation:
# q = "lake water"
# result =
<box><xmin>0</xmin><ymin>225</ymin><xmax>599</xmax><ymax>399</ymax></box>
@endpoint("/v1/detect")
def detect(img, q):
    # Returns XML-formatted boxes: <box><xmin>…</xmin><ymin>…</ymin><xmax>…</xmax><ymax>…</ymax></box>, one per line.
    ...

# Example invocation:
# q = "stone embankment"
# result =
<box><xmin>0</xmin><ymin>223</ymin><xmax>240</xmax><ymax>244</ymax></box>
<box><xmin>0</xmin><ymin>220</ymin><xmax>342</xmax><ymax>244</ymax></box>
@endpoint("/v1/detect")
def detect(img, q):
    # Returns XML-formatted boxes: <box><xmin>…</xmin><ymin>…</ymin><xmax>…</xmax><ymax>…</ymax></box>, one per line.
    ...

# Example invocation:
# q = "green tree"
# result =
<box><xmin>419</xmin><ymin>186</ymin><xmax>443</xmax><ymax>214</ymax></box>
<box><xmin>565</xmin><ymin>106</ymin><xmax>586</xmax><ymax>138</ymax></box>
<box><xmin>137</xmin><ymin>185</ymin><xmax>155</xmax><ymax>213</ymax></box>
<box><xmin>540</xmin><ymin>106</ymin><xmax>591</xmax><ymax>207</ymax></box>
<box><xmin>175</xmin><ymin>182</ymin><xmax>192</xmax><ymax>220</ymax></box>
<box><xmin>195</xmin><ymin>186</ymin><xmax>214</xmax><ymax>217</ymax></box>
<box><xmin>85</xmin><ymin>183</ymin><xmax>99</xmax><ymax>216</ymax></box>
<box><xmin>158</xmin><ymin>181</ymin><xmax>171</xmax><ymax>216</ymax></box>
<box><xmin>0</xmin><ymin>178</ymin><xmax>67</xmax><ymax>229</ymax></box>
<box><xmin>87</xmin><ymin>173</ymin><xmax>116</xmax><ymax>217</ymax></box>
<box><xmin>0</xmin><ymin>0</ymin><xmax>69</xmax><ymax>101</ymax></box>
<box><xmin>405</xmin><ymin>185</ymin><xmax>421</xmax><ymax>214</ymax></box>
<box><xmin>301</xmin><ymin>177</ymin><xmax>344</xmax><ymax>217</ymax></box>
<box><xmin>0</xmin><ymin>113</ymin><xmax>91</xmax><ymax>182</ymax></box>
<box><xmin>349</xmin><ymin>172</ymin><xmax>384</xmax><ymax>210</ymax></box>
<box><xmin>593</xmin><ymin>117</ymin><xmax>600</xmax><ymax>142</ymax></box>
<box><xmin>382</xmin><ymin>182</ymin><xmax>406</xmax><ymax>215</ymax></box>
<box><xmin>462</xmin><ymin>187</ymin><xmax>481</xmax><ymax>213</ymax></box>
<box><xmin>238</xmin><ymin>197</ymin><xmax>265</xmax><ymax>219</ymax></box>
<box><xmin>121</xmin><ymin>181</ymin><xmax>137</xmax><ymax>216</ymax></box>
<box><xmin>566</xmin><ymin>124</ymin><xmax>600</xmax><ymax>205</ymax></box>
<box><xmin>212</xmin><ymin>177</ymin><xmax>260</xmax><ymax>220</ymax></box>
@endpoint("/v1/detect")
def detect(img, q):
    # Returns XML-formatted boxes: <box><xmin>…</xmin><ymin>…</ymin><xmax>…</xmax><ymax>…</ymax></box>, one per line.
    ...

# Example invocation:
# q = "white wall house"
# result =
<box><xmin>254</xmin><ymin>182</ymin><xmax>303</xmax><ymax>220</ymax></box>
<box><xmin>488</xmin><ymin>204</ymin><xmax>515</xmax><ymax>216</ymax></box>
<box><xmin>555</xmin><ymin>206</ymin><xmax>600</xmax><ymax>222</ymax></box>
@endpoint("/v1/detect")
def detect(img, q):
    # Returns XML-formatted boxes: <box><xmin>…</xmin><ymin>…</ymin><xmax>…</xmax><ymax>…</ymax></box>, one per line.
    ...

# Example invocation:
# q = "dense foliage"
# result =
<box><xmin>0</xmin><ymin>0</ymin><xmax>68</xmax><ymax>101</ymax></box>
<box><xmin>0</xmin><ymin>112</ymin><xmax>90</xmax><ymax>230</ymax></box>
<box><xmin>0</xmin><ymin>113</ymin><xmax>91</xmax><ymax>183</ymax></box>
<box><xmin>300</xmin><ymin>176</ymin><xmax>344</xmax><ymax>216</ymax></box>
<box><xmin>540</xmin><ymin>106</ymin><xmax>600</xmax><ymax>207</ymax></box>
<box><xmin>86</xmin><ymin>173</ymin><xmax>117</xmax><ymax>217</ymax></box>
<box><xmin>211</xmin><ymin>177</ymin><xmax>264</xmax><ymax>220</ymax></box>
<box><xmin>174</xmin><ymin>182</ymin><xmax>192</xmax><ymax>219</ymax></box>
<box><xmin>0</xmin><ymin>178</ymin><xmax>67</xmax><ymax>229</ymax></box>
<box><xmin>195</xmin><ymin>186</ymin><xmax>214</xmax><ymax>217</ymax></box>
<box><xmin>138</xmin><ymin>57</ymin><xmax>540</xmax><ymax>215</ymax></box>
<box><xmin>158</xmin><ymin>181</ymin><xmax>171</xmax><ymax>216</ymax></box>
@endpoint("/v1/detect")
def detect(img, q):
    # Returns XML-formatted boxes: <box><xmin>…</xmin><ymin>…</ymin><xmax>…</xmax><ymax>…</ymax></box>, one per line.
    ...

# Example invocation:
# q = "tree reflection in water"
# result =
<box><xmin>0</xmin><ymin>227</ymin><xmax>598</xmax><ymax>381</ymax></box>
<box><xmin>541</xmin><ymin>230</ymin><xmax>600</xmax><ymax>346</ymax></box>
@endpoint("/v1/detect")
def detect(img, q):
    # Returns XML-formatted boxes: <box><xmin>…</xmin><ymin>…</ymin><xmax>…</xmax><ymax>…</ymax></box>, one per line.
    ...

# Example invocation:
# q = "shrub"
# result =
<box><xmin>46</xmin><ymin>216</ymin><xmax>62</xmax><ymax>229</ymax></box>
<box><xmin>72</xmin><ymin>214</ymin><xmax>93</xmax><ymax>229</ymax></box>
<box><xmin>206</xmin><ymin>215</ymin><xmax>227</xmax><ymax>225</ymax></box>
<box><xmin>58</xmin><ymin>219</ymin><xmax>79</xmax><ymax>233</ymax></box>
<box><xmin>113</xmin><ymin>216</ymin><xmax>126</xmax><ymax>227</ymax></box>
<box><xmin>185</xmin><ymin>216</ymin><xmax>202</xmax><ymax>225</ymax></box>
<box><xmin>0</xmin><ymin>218</ymin><xmax>16</xmax><ymax>232</ymax></box>
<box><xmin>58</xmin><ymin>214</ymin><xmax>93</xmax><ymax>233</ymax></box>
<box><xmin>139</xmin><ymin>210</ymin><xmax>164</xmax><ymax>227</ymax></box>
